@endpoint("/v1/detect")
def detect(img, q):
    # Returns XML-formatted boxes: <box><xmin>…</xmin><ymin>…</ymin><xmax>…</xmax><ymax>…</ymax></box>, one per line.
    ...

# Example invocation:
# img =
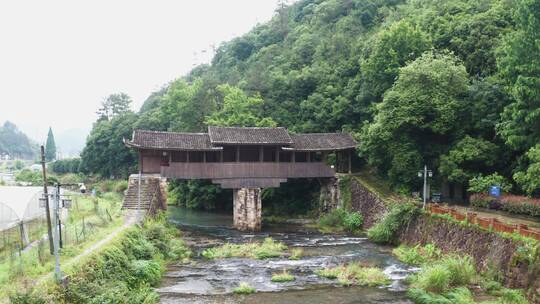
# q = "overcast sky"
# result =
<box><xmin>0</xmin><ymin>0</ymin><xmax>282</xmax><ymax>149</ymax></box>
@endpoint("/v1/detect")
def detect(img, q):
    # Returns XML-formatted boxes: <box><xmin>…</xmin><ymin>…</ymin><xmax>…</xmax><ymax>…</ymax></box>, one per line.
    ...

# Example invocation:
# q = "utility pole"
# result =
<box><xmin>418</xmin><ymin>165</ymin><xmax>433</xmax><ymax>209</ymax></box>
<box><xmin>56</xmin><ymin>184</ymin><xmax>63</xmax><ymax>248</ymax></box>
<box><xmin>40</xmin><ymin>145</ymin><xmax>54</xmax><ymax>255</ymax></box>
<box><xmin>52</xmin><ymin>186</ymin><xmax>62</xmax><ymax>282</ymax></box>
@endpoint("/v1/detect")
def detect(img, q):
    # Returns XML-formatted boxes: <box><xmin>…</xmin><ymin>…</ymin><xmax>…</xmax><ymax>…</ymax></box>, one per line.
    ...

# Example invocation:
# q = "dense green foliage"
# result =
<box><xmin>45</xmin><ymin>127</ymin><xmax>56</xmax><ymax>161</ymax></box>
<box><xmin>468</xmin><ymin>173</ymin><xmax>512</xmax><ymax>194</ymax></box>
<box><xmin>79</xmin><ymin>0</ymin><xmax>540</xmax><ymax>200</ymax></box>
<box><xmin>0</xmin><ymin>121</ymin><xmax>37</xmax><ymax>159</ymax></box>
<box><xmin>367</xmin><ymin>202</ymin><xmax>420</xmax><ymax>244</ymax></box>
<box><xmin>50</xmin><ymin>158</ymin><xmax>82</xmax><ymax>174</ymax></box>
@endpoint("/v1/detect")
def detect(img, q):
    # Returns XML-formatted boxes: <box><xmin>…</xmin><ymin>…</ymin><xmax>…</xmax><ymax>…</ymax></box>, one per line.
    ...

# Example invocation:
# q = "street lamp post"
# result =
<box><xmin>418</xmin><ymin>165</ymin><xmax>433</xmax><ymax>209</ymax></box>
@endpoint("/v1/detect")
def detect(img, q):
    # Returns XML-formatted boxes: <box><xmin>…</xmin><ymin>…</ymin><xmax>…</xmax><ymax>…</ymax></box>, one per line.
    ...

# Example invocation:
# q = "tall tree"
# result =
<box><xmin>496</xmin><ymin>0</ymin><xmax>540</xmax><ymax>152</ymax></box>
<box><xmin>97</xmin><ymin>93</ymin><xmax>133</xmax><ymax>121</ymax></box>
<box><xmin>360</xmin><ymin>52</ymin><xmax>470</xmax><ymax>189</ymax></box>
<box><xmin>45</xmin><ymin>127</ymin><xmax>57</xmax><ymax>161</ymax></box>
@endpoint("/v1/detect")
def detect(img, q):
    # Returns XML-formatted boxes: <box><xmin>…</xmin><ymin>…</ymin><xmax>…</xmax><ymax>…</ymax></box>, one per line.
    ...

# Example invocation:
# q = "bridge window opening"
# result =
<box><xmin>295</xmin><ymin>152</ymin><xmax>308</xmax><ymax>162</ymax></box>
<box><xmin>263</xmin><ymin>146</ymin><xmax>277</xmax><ymax>162</ymax></box>
<box><xmin>205</xmin><ymin>151</ymin><xmax>220</xmax><ymax>163</ymax></box>
<box><xmin>171</xmin><ymin>151</ymin><xmax>187</xmax><ymax>162</ymax></box>
<box><xmin>279</xmin><ymin>151</ymin><xmax>292</xmax><ymax>162</ymax></box>
<box><xmin>188</xmin><ymin>151</ymin><xmax>204</xmax><ymax>163</ymax></box>
<box><xmin>222</xmin><ymin>146</ymin><xmax>236</xmax><ymax>162</ymax></box>
<box><xmin>311</xmin><ymin>152</ymin><xmax>323</xmax><ymax>162</ymax></box>
<box><xmin>239</xmin><ymin>146</ymin><xmax>260</xmax><ymax>162</ymax></box>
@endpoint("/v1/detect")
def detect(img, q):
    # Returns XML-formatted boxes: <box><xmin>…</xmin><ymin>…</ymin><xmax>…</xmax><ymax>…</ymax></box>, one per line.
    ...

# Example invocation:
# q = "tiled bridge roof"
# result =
<box><xmin>126</xmin><ymin>127</ymin><xmax>357</xmax><ymax>151</ymax></box>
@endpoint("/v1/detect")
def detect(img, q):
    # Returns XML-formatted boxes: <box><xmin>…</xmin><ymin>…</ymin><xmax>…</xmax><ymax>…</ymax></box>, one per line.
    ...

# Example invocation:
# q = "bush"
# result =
<box><xmin>468</xmin><ymin>173</ymin><xmax>511</xmax><ymax>194</ymax></box>
<box><xmin>393</xmin><ymin>245</ymin><xmax>429</xmax><ymax>265</ymax></box>
<box><xmin>367</xmin><ymin>202</ymin><xmax>420</xmax><ymax>244</ymax></box>
<box><xmin>414</xmin><ymin>264</ymin><xmax>452</xmax><ymax>293</ymax></box>
<box><xmin>289</xmin><ymin>248</ymin><xmax>304</xmax><ymax>260</ymax></box>
<box><xmin>318</xmin><ymin>208</ymin><xmax>363</xmax><ymax>233</ymax></box>
<box><xmin>470</xmin><ymin>193</ymin><xmax>540</xmax><ymax>217</ymax></box>
<box><xmin>9</xmin><ymin>292</ymin><xmax>46</xmax><ymax>304</ymax></box>
<box><xmin>440</xmin><ymin>256</ymin><xmax>475</xmax><ymax>286</ymax></box>
<box><xmin>131</xmin><ymin>260</ymin><xmax>163</xmax><ymax>287</ymax></box>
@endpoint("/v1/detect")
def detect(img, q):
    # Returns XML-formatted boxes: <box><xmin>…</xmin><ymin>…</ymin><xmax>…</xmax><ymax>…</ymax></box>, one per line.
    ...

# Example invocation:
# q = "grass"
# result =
<box><xmin>289</xmin><ymin>248</ymin><xmax>304</xmax><ymax>260</ymax></box>
<box><xmin>393</xmin><ymin>244</ymin><xmax>441</xmax><ymax>265</ymax></box>
<box><xmin>202</xmin><ymin>238</ymin><xmax>287</xmax><ymax>260</ymax></box>
<box><xmin>233</xmin><ymin>282</ymin><xmax>255</xmax><ymax>294</ymax></box>
<box><xmin>396</xmin><ymin>244</ymin><xmax>530</xmax><ymax>304</ymax></box>
<box><xmin>0</xmin><ymin>191</ymin><xmax>125</xmax><ymax>299</ymax></box>
<box><xmin>352</xmin><ymin>170</ymin><xmax>395</xmax><ymax>202</ymax></box>
<box><xmin>8</xmin><ymin>214</ymin><xmax>190</xmax><ymax>303</ymax></box>
<box><xmin>271</xmin><ymin>270</ymin><xmax>295</xmax><ymax>282</ymax></box>
<box><xmin>316</xmin><ymin>263</ymin><xmax>390</xmax><ymax>287</ymax></box>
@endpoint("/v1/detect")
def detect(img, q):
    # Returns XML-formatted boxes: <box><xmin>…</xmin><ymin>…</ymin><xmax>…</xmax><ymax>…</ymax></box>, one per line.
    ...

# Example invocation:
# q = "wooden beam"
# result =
<box><xmin>259</xmin><ymin>146</ymin><xmax>263</xmax><ymax>162</ymax></box>
<box><xmin>348</xmin><ymin>149</ymin><xmax>352</xmax><ymax>174</ymax></box>
<box><xmin>236</xmin><ymin>146</ymin><xmax>240</xmax><ymax>162</ymax></box>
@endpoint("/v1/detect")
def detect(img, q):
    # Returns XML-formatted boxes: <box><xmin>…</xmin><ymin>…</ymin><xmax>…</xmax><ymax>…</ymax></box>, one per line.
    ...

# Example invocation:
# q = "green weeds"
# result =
<box><xmin>318</xmin><ymin>208</ymin><xmax>364</xmax><ymax>233</ymax></box>
<box><xmin>271</xmin><ymin>270</ymin><xmax>295</xmax><ymax>282</ymax></box>
<box><xmin>316</xmin><ymin>263</ymin><xmax>389</xmax><ymax>287</ymax></box>
<box><xmin>367</xmin><ymin>202</ymin><xmax>420</xmax><ymax>244</ymax></box>
<box><xmin>233</xmin><ymin>282</ymin><xmax>255</xmax><ymax>294</ymax></box>
<box><xmin>202</xmin><ymin>238</ymin><xmax>287</xmax><ymax>260</ymax></box>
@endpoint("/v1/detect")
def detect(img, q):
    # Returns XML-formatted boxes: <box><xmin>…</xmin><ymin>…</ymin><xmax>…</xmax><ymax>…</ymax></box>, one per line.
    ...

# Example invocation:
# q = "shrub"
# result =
<box><xmin>468</xmin><ymin>173</ymin><xmax>511</xmax><ymax>194</ymax></box>
<box><xmin>114</xmin><ymin>180</ymin><xmax>129</xmax><ymax>193</ymax></box>
<box><xmin>393</xmin><ymin>245</ymin><xmax>427</xmax><ymax>265</ymax></box>
<box><xmin>367</xmin><ymin>202</ymin><xmax>420</xmax><ymax>244</ymax></box>
<box><xmin>440</xmin><ymin>256</ymin><xmax>475</xmax><ymax>286</ymax></box>
<box><xmin>131</xmin><ymin>260</ymin><xmax>163</xmax><ymax>287</ymax></box>
<box><xmin>233</xmin><ymin>282</ymin><xmax>255</xmax><ymax>294</ymax></box>
<box><xmin>470</xmin><ymin>193</ymin><xmax>540</xmax><ymax>217</ymax></box>
<box><xmin>271</xmin><ymin>270</ymin><xmax>295</xmax><ymax>282</ymax></box>
<box><xmin>318</xmin><ymin>208</ymin><xmax>364</xmax><ymax>233</ymax></box>
<box><xmin>414</xmin><ymin>264</ymin><xmax>452</xmax><ymax>293</ymax></box>
<box><xmin>9</xmin><ymin>292</ymin><xmax>46</xmax><ymax>304</ymax></box>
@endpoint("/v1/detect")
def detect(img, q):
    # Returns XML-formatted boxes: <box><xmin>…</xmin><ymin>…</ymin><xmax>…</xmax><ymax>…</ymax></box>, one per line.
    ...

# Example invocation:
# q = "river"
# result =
<box><xmin>157</xmin><ymin>206</ymin><xmax>417</xmax><ymax>304</ymax></box>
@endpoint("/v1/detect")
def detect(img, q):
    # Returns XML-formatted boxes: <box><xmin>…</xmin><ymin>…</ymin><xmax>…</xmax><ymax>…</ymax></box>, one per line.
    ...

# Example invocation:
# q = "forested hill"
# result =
<box><xmin>0</xmin><ymin>121</ymin><xmax>37</xmax><ymax>159</ymax></box>
<box><xmin>81</xmin><ymin>0</ymin><xmax>540</xmax><ymax>197</ymax></box>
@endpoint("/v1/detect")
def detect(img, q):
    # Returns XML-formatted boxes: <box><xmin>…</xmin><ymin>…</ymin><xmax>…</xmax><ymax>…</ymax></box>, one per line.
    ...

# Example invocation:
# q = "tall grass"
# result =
<box><xmin>318</xmin><ymin>208</ymin><xmax>363</xmax><ymax>233</ymax></box>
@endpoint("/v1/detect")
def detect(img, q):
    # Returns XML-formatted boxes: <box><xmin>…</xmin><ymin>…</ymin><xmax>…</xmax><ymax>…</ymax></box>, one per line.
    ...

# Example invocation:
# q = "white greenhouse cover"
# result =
<box><xmin>0</xmin><ymin>186</ymin><xmax>48</xmax><ymax>230</ymax></box>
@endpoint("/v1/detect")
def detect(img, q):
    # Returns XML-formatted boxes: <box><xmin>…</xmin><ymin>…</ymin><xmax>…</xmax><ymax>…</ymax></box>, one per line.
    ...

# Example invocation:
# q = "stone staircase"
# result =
<box><xmin>122</xmin><ymin>175</ymin><xmax>167</xmax><ymax>214</ymax></box>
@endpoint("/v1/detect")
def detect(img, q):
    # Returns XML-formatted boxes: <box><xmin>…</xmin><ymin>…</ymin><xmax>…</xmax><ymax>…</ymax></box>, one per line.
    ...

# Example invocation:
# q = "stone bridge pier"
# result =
<box><xmin>233</xmin><ymin>188</ymin><xmax>262</xmax><ymax>231</ymax></box>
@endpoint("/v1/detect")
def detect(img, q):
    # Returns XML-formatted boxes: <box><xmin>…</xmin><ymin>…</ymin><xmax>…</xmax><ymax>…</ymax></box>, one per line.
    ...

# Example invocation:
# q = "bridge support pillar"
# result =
<box><xmin>233</xmin><ymin>188</ymin><xmax>262</xmax><ymax>231</ymax></box>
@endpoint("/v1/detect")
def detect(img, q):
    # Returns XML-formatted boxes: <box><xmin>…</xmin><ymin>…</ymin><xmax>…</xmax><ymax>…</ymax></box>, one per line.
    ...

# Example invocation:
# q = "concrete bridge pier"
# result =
<box><xmin>233</xmin><ymin>188</ymin><xmax>262</xmax><ymax>231</ymax></box>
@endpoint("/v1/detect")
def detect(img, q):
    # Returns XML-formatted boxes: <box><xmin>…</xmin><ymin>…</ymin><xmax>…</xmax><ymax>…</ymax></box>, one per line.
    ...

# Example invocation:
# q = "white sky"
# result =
<box><xmin>0</xmin><ymin>0</ymin><xmax>282</xmax><ymax>147</ymax></box>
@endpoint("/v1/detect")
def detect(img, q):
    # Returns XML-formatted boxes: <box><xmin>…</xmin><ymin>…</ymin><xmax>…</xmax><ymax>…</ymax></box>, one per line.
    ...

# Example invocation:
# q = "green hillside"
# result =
<box><xmin>0</xmin><ymin>121</ymin><xmax>37</xmax><ymax>160</ymax></box>
<box><xmin>80</xmin><ymin>0</ymin><xmax>540</xmax><ymax>202</ymax></box>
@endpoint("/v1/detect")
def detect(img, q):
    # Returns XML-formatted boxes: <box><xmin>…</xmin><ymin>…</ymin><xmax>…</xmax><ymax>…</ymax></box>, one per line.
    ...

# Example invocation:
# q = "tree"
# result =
<box><xmin>496</xmin><ymin>0</ymin><xmax>540</xmax><ymax>152</ymax></box>
<box><xmin>45</xmin><ymin>127</ymin><xmax>57</xmax><ymax>161</ymax></box>
<box><xmin>97</xmin><ymin>93</ymin><xmax>133</xmax><ymax>121</ymax></box>
<box><xmin>439</xmin><ymin>136</ymin><xmax>499</xmax><ymax>184</ymax></box>
<box><xmin>360</xmin><ymin>21</ymin><xmax>432</xmax><ymax>103</ymax></box>
<box><xmin>513</xmin><ymin>144</ymin><xmax>540</xmax><ymax>196</ymax></box>
<box><xmin>360</xmin><ymin>51</ymin><xmax>470</xmax><ymax>189</ymax></box>
<box><xmin>204</xmin><ymin>84</ymin><xmax>277</xmax><ymax>127</ymax></box>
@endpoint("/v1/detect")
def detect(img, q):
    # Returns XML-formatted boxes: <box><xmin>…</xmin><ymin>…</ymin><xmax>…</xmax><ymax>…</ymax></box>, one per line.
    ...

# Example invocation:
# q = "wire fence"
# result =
<box><xmin>0</xmin><ymin>188</ymin><xmax>123</xmax><ymax>281</ymax></box>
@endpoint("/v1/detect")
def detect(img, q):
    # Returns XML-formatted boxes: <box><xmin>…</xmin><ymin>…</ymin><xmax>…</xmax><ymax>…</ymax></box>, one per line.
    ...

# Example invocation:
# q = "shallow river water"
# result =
<box><xmin>157</xmin><ymin>207</ymin><xmax>417</xmax><ymax>304</ymax></box>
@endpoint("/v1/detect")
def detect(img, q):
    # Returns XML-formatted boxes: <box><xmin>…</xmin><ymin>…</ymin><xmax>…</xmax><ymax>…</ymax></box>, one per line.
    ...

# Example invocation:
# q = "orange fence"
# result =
<box><xmin>428</xmin><ymin>204</ymin><xmax>540</xmax><ymax>241</ymax></box>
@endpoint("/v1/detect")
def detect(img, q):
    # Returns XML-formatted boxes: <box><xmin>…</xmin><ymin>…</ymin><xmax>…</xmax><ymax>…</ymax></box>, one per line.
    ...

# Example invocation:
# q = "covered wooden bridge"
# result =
<box><xmin>123</xmin><ymin>126</ymin><xmax>357</xmax><ymax>230</ymax></box>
